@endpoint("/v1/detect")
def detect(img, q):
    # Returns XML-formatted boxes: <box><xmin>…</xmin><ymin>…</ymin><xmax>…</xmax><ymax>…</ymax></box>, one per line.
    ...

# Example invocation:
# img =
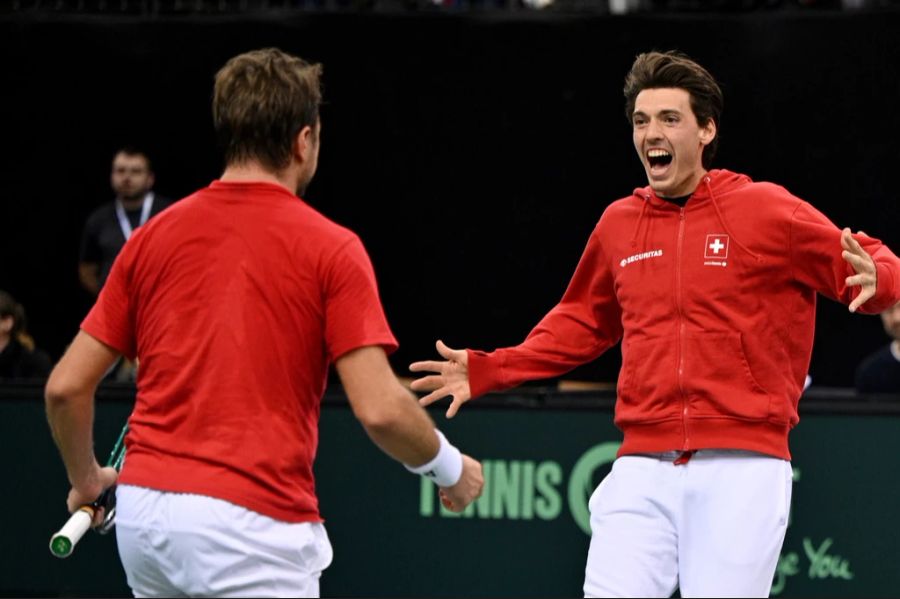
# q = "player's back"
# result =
<box><xmin>113</xmin><ymin>180</ymin><xmax>359</xmax><ymax>521</ymax></box>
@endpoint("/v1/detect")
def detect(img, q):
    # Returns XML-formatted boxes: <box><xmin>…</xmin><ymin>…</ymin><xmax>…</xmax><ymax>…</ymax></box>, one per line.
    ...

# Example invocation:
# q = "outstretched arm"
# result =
<box><xmin>336</xmin><ymin>345</ymin><xmax>483</xmax><ymax>512</ymax></box>
<box><xmin>409</xmin><ymin>224</ymin><xmax>623</xmax><ymax>417</ymax></box>
<box><xmin>790</xmin><ymin>202</ymin><xmax>900</xmax><ymax>314</ymax></box>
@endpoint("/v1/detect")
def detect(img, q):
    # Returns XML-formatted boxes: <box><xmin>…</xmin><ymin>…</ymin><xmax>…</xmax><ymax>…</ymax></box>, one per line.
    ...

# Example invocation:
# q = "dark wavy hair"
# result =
<box><xmin>624</xmin><ymin>51</ymin><xmax>723</xmax><ymax>169</ymax></box>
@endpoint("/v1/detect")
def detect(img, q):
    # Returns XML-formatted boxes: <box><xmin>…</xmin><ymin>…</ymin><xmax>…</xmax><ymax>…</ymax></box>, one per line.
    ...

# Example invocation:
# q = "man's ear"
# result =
<box><xmin>293</xmin><ymin>125</ymin><xmax>315</xmax><ymax>163</ymax></box>
<box><xmin>699</xmin><ymin>118</ymin><xmax>717</xmax><ymax>147</ymax></box>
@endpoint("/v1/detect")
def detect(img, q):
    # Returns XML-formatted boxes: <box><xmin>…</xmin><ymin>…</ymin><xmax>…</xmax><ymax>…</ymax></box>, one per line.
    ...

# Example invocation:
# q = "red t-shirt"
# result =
<box><xmin>82</xmin><ymin>180</ymin><xmax>398</xmax><ymax>522</ymax></box>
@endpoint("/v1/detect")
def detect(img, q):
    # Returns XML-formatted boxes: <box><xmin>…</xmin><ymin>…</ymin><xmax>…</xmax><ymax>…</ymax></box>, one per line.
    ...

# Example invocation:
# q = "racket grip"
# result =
<box><xmin>49</xmin><ymin>507</ymin><xmax>94</xmax><ymax>558</ymax></box>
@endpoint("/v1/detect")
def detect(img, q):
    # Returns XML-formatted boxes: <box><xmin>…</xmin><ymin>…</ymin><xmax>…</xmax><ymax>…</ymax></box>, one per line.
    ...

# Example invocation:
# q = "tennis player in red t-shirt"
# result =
<box><xmin>45</xmin><ymin>48</ymin><xmax>483</xmax><ymax>597</ymax></box>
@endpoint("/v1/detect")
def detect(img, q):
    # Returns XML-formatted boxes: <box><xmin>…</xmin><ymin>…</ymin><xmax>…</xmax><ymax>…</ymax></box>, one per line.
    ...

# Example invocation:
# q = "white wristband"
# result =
<box><xmin>405</xmin><ymin>430</ymin><xmax>463</xmax><ymax>487</ymax></box>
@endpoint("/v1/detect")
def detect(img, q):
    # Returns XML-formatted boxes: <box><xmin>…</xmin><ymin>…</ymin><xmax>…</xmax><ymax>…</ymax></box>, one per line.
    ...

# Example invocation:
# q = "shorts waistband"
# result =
<box><xmin>631</xmin><ymin>449</ymin><xmax>776</xmax><ymax>461</ymax></box>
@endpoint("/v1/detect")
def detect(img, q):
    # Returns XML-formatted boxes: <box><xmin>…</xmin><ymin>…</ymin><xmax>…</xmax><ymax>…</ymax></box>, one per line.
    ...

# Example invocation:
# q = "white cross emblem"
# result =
<box><xmin>703</xmin><ymin>234</ymin><xmax>729</xmax><ymax>260</ymax></box>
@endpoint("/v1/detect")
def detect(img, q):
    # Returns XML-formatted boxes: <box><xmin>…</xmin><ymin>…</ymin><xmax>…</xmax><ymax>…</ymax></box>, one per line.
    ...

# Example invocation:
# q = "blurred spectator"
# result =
<box><xmin>79</xmin><ymin>147</ymin><xmax>173</xmax><ymax>296</ymax></box>
<box><xmin>0</xmin><ymin>290</ymin><xmax>52</xmax><ymax>380</ymax></box>
<box><xmin>79</xmin><ymin>147</ymin><xmax>172</xmax><ymax>382</ymax></box>
<box><xmin>855</xmin><ymin>301</ymin><xmax>900</xmax><ymax>394</ymax></box>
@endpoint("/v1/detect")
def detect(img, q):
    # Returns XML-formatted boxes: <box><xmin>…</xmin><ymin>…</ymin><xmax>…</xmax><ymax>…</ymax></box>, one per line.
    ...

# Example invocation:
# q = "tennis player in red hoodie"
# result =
<box><xmin>411</xmin><ymin>51</ymin><xmax>900</xmax><ymax>598</ymax></box>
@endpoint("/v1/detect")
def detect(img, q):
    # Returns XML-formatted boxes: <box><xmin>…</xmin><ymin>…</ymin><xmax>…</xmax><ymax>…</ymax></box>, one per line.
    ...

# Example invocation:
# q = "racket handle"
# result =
<box><xmin>49</xmin><ymin>507</ymin><xmax>94</xmax><ymax>558</ymax></box>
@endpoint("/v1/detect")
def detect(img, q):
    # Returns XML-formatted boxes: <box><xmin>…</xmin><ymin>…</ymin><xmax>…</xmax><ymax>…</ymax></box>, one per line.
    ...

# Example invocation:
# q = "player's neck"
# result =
<box><xmin>220</xmin><ymin>162</ymin><xmax>298</xmax><ymax>195</ymax></box>
<box><xmin>118</xmin><ymin>194</ymin><xmax>148</xmax><ymax>211</ymax></box>
<box><xmin>891</xmin><ymin>340</ymin><xmax>900</xmax><ymax>361</ymax></box>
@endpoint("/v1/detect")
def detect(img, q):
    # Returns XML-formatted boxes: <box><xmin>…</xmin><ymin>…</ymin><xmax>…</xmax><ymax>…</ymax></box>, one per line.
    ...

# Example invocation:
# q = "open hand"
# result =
<box><xmin>409</xmin><ymin>340</ymin><xmax>471</xmax><ymax>418</ymax></box>
<box><xmin>841</xmin><ymin>228</ymin><xmax>877</xmax><ymax>313</ymax></box>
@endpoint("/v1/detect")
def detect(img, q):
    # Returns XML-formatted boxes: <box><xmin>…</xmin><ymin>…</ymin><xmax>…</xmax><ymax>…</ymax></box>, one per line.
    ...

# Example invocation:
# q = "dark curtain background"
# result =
<box><xmin>2</xmin><ymin>9</ymin><xmax>898</xmax><ymax>386</ymax></box>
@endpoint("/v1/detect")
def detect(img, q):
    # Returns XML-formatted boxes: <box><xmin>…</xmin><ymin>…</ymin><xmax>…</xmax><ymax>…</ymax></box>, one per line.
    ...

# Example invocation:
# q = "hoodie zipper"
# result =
<box><xmin>675</xmin><ymin>206</ymin><xmax>690</xmax><ymax>451</ymax></box>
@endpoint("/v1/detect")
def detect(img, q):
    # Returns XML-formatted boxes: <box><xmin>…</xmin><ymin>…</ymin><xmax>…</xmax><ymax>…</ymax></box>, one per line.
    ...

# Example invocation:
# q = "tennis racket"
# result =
<box><xmin>49</xmin><ymin>423</ymin><xmax>128</xmax><ymax>559</ymax></box>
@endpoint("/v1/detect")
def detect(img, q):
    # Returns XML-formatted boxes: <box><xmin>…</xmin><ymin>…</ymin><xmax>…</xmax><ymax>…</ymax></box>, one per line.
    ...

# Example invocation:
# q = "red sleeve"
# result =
<box><xmin>81</xmin><ymin>238</ymin><xmax>138</xmax><ymax>359</ymax></box>
<box><xmin>790</xmin><ymin>201</ymin><xmax>900</xmax><ymax>314</ymax></box>
<box><xmin>323</xmin><ymin>236</ymin><xmax>398</xmax><ymax>361</ymax></box>
<box><xmin>468</xmin><ymin>223</ymin><xmax>624</xmax><ymax>398</ymax></box>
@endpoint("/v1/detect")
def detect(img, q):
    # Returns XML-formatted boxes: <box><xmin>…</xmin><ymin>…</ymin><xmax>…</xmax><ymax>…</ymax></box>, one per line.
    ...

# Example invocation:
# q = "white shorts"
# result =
<box><xmin>115</xmin><ymin>484</ymin><xmax>333</xmax><ymax>598</ymax></box>
<box><xmin>583</xmin><ymin>450</ymin><xmax>792</xmax><ymax>598</ymax></box>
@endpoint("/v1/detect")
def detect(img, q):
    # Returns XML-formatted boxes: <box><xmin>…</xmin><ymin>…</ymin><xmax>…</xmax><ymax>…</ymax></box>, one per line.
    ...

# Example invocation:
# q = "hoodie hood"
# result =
<box><xmin>629</xmin><ymin>169</ymin><xmax>760</xmax><ymax>261</ymax></box>
<box><xmin>631</xmin><ymin>169</ymin><xmax>752</xmax><ymax>206</ymax></box>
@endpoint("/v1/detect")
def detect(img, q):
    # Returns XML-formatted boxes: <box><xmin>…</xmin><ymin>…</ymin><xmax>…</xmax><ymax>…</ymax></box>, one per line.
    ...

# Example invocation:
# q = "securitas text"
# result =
<box><xmin>620</xmin><ymin>249</ymin><xmax>663</xmax><ymax>268</ymax></box>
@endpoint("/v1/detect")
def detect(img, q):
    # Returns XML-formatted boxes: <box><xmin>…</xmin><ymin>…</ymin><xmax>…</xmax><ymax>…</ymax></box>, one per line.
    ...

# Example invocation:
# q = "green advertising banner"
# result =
<box><xmin>316</xmin><ymin>403</ymin><xmax>900</xmax><ymax>598</ymax></box>
<box><xmin>2</xmin><ymin>386</ymin><xmax>898</xmax><ymax>597</ymax></box>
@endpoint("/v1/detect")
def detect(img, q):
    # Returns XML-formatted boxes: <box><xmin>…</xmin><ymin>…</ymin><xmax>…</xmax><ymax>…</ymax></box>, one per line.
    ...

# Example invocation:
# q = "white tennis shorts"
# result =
<box><xmin>115</xmin><ymin>484</ymin><xmax>333</xmax><ymax>598</ymax></box>
<box><xmin>584</xmin><ymin>450</ymin><xmax>793</xmax><ymax>598</ymax></box>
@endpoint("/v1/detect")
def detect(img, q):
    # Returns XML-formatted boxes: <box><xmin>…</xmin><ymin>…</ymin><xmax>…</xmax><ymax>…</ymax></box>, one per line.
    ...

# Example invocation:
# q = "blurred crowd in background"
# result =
<box><xmin>5</xmin><ymin>0</ymin><xmax>900</xmax><ymax>14</ymax></box>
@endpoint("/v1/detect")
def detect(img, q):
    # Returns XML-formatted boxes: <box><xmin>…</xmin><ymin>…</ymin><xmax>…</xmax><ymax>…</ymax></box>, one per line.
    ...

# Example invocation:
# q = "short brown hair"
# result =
<box><xmin>113</xmin><ymin>146</ymin><xmax>153</xmax><ymax>172</ymax></box>
<box><xmin>624</xmin><ymin>51</ymin><xmax>723</xmax><ymax>169</ymax></box>
<box><xmin>213</xmin><ymin>48</ymin><xmax>323</xmax><ymax>172</ymax></box>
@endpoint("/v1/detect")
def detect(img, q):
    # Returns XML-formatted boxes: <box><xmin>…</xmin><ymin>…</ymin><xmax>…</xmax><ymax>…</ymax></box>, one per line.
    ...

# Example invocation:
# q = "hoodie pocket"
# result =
<box><xmin>617</xmin><ymin>335</ymin><xmax>681</xmax><ymax>423</ymax></box>
<box><xmin>683</xmin><ymin>331</ymin><xmax>770</xmax><ymax>420</ymax></box>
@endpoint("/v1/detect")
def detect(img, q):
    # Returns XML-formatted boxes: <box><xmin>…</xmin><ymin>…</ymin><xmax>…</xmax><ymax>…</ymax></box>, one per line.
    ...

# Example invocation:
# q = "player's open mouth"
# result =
<box><xmin>647</xmin><ymin>148</ymin><xmax>673</xmax><ymax>176</ymax></box>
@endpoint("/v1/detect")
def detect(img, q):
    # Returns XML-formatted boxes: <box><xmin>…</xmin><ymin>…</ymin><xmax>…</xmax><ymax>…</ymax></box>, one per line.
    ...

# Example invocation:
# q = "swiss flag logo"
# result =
<box><xmin>704</xmin><ymin>234</ymin><xmax>729</xmax><ymax>259</ymax></box>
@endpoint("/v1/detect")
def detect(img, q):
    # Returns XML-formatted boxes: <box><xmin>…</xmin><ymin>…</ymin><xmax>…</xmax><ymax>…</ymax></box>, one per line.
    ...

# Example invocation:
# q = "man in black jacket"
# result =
<box><xmin>79</xmin><ymin>147</ymin><xmax>172</xmax><ymax>296</ymax></box>
<box><xmin>856</xmin><ymin>301</ymin><xmax>900</xmax><ymax>394</ymax></box>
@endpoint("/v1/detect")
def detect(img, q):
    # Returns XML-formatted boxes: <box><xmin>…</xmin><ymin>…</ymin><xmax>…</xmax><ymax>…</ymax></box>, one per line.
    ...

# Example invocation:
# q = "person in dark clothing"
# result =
<box><xmin>0</xmin><ymin>290</ymin><xmax>52</xmax><ymax>380</ymax></box>
<box><xmin>79</xmin><ymin>147</ymin><xmax>173</xmax><ymax>296</ymax></box>
<box><xmin>855</xmin><ymin>301</ymin><xmax>900</xmax><ymax>394</ymax></box>
<box><xmin>79</xmin><ymin>147</ymin><xmax>173</xmax><ymax>381</ymax></box>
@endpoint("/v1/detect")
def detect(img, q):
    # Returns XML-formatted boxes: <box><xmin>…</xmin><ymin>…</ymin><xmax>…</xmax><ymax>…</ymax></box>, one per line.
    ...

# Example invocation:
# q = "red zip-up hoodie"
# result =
<box><xmin>467</xmin><ymin>169</ymin><xmax>900</xmax><ymax>460</ymax></box>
